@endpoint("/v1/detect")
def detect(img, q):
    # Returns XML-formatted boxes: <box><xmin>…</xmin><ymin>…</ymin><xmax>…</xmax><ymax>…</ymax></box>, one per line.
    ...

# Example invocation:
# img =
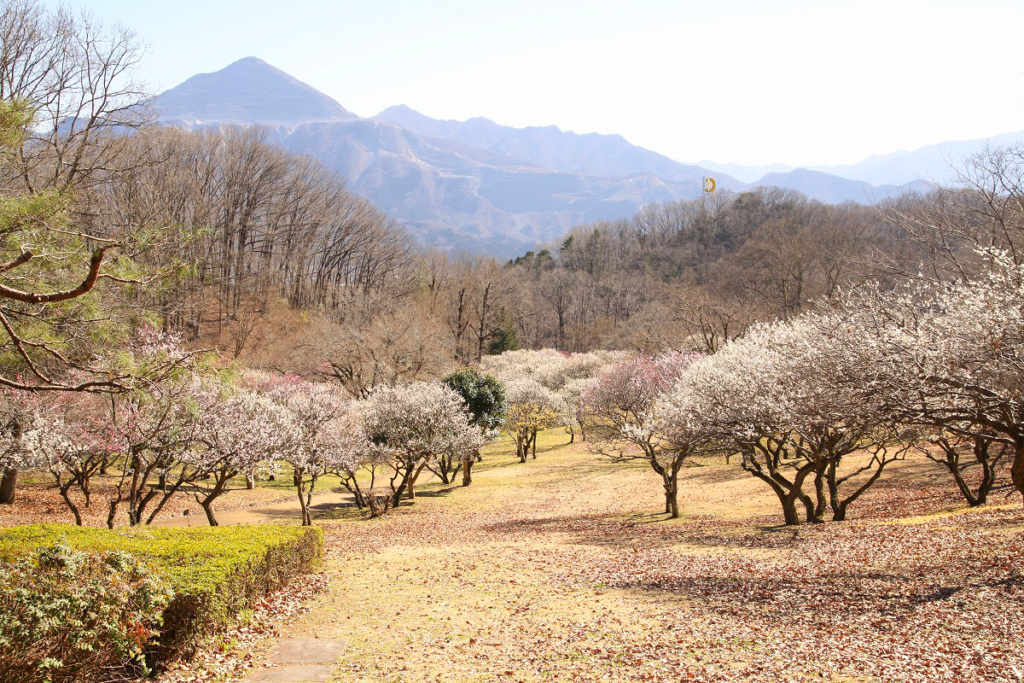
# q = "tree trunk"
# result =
<box><xmin>107</xmin><ymin>497</ymin><xmax>120</xmax><ymax>529</ymax></box>
<box><xmin>0</xmin><ymin>468</ymin><xmax>18</xmax><ymax>504</ymax></box>
<box><xmin>825</xmin><ymin>460</ymin><xmax>846</xmax><ymax>522</ymax></box>
<box><xmin>197</xmin><ymin>472</ymin><xmax>231</xmax><ymax>526</ymax></box>
<box><xmin>407</xmin><ymin>461</ymin><xmax>428</xmax><ymax>500</ymax></box>
<box><xmin>297</xmin><ymin>485</ymin><xmax>311</xmax><ymax>526</ymax></box>
<box><xmin>779</xmin><ymin>496</ymin><xmax>801</xmax><ymax>525</ymax></box>
<box><xmin>945</xmin><ymin>452</ymin><xmax>985</xmax><ymax>506</ymax></box>
<box><xmin>201</xmin><ymin>501</ymin><xmax>218</xmax><ymax>526</ymax></box>
<box><xmin>246</xmin><ymin>473</ymin><xmax>255</xmax><ymax>490</ymax></box>
<box><xmin>295</xmin><ymin>470</ymin><xmax>311</xmax><ymax>526</ymax></box>
<box><xmin>742</xmin><ymin>457</ymin><xmax>817</xmax><ymax>526</ymax></box>
<box><xmin>58</xmin><ymin>487</ymin><xmax>83</xmax><ymax>526</ymax></box>
<box><xmin>532</xmin><ymin>428</ymin><xmax>538</xmax><ymax>459</ymax></box>
<box><xmin>1012</xmin><ymin>443</ymin><xmax>1024</xmax><ymax>505</ymax></box>
<box><xmin>810</xmin><ymin>467</ymin><xmax>827</xmax><ymax>523</ymax></box>
<box><xmin>664</xmin><ymin>474</ymin><xmax>679</xmax><ymax>519</ymax></box>
<box><xmin>462</xmin><ymin>457</ymin><xmax>473</xmax><ymax>487</ymax></box>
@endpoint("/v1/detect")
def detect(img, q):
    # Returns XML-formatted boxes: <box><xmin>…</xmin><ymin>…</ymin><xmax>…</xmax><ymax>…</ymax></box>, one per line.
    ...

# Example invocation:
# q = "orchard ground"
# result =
<box><xmin>5</xmin><ymin>429</ymin><xmax>1024</xmax><ymax>682</ymax></box>
<box><xmin>223</xmin><ymin>431</ymin><xmax>1024</xmax><ymax>682</ymax></box>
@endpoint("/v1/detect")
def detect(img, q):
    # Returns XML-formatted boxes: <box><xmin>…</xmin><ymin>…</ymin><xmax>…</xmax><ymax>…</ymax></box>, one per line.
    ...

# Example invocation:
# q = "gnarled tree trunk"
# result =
<box><xmin>0</xmin><ymin>468</ymin><xmax>18</xmax><ymax>504</ymax></box>
<box><xmin>1012</xmin><ymin>443</ymin><xmax>1024</xmax><ymax>505</ymax></box>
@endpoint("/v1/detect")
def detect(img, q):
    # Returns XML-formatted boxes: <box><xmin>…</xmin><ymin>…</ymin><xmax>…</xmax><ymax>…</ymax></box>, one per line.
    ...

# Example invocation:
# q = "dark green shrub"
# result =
<box><xmin>0</xmin><ymin>543</ymin><xmax>172</xmax><ymax>683</ymax></box>
<box><xmin>442</xmin><ymin>369</ymin><xmax>506</xmax><ymax>430</ymax></box>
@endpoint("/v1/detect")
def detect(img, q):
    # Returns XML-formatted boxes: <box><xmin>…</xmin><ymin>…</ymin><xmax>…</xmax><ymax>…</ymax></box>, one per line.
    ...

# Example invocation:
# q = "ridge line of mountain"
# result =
<box><xmin>151</xmin><ymin>56</ymin><xmax>1019</xmax><ymax>257</ymax></box>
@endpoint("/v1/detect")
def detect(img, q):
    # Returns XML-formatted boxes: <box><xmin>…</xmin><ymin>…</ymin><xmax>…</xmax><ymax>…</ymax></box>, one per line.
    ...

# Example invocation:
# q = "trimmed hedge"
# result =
<box><xmin>0</xmin><ymin>524</ymin><xmax>323</xmax><ymax>662</ymax></box>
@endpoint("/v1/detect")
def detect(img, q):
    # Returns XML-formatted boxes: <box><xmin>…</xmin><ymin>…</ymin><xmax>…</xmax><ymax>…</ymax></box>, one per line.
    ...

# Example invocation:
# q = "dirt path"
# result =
<box><xmin>243</xmin><ymin>434</ymin><xmax>1024</xmax><ymax>682</ymax></box>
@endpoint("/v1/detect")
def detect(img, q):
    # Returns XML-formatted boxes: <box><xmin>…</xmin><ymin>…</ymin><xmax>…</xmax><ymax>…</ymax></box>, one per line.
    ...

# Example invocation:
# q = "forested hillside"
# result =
<box><xmin>0</xmin><ymin>0</ymin><xmax>1015</xmax><ymax>404</ymax></box>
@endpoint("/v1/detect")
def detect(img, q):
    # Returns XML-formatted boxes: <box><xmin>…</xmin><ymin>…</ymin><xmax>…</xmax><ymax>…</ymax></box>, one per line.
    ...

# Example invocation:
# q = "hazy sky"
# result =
<box><xmin>49</xmin><ymin>0</ymin><xmax>1024</xmax><ymax>167</ymax></box>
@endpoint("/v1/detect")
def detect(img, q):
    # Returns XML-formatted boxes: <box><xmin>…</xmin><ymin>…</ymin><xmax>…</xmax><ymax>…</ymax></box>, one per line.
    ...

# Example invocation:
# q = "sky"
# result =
<box><xmin>47</xmin><ymin>0</ymin><xmax>1024</xmax><ymax>167</ymax></box>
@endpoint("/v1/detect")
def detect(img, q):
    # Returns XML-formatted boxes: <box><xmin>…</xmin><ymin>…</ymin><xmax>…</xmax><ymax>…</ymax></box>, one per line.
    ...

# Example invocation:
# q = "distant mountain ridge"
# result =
<box><xmin>750</xmin><ymin>168</ymin><xmax>931</xmax><ymax>204</ymax></box>
<box><xmin>152</xmin><ymin>57</ymin><xmax>994</xmax><ymax>257</ymax></box>
<box><xmin>156</xmin><ymin>57</ymin><xmax>357</xmax><ymax>126</ymax></box>
<box><xmin>374</xmin><ymin>105</ymin><xmax>740</xmax><ymax>189</ymax></box>
<box><xmin>696</xmin><ymin>130</ymin><xmax>1024</xmax><ymax>188</ymax></box>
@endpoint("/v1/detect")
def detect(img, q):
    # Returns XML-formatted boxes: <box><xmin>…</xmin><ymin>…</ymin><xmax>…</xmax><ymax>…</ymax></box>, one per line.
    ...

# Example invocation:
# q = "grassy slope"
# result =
<box><xmin>283</xmin><ymin>428</ymin><xmax>1023</xmax><ymax>683</ymax></box>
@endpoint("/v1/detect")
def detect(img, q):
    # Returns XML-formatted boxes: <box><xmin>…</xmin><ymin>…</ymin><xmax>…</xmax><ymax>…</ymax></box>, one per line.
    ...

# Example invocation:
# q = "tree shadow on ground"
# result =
<box><xmin>481</xmin><ymin>511</ymin><xmax>800</xmax><ymax>551</ymax></box>
<box><xmin>411</xmin><ymin>486</ymin><xmax>460</xmax><ymax>499</ymax></box>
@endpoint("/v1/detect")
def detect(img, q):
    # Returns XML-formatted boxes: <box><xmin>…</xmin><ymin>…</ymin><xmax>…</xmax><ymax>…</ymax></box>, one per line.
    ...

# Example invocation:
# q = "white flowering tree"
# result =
<box><xmin>260</xmin><ymin>376</ymin><xmax>360</xmax><ymax>525</ymax></box>
<box><xmin>363</xmin><ymin>382</ymin><xmax>483</xmax><ymax>509</ymax></box>
<box><xmin>0</xmin><ymin>389</ymin><xmax>47</xmax><ymax>502</ymax></box>
<box><xmin>773</xmin><ymin>313</ymin><xmax>915</xmax><ymax>522</ymax></box>
<box><xmin>558</xmin><ymin>376</ymin><xmax>596</xmax><ymax>444</ymax></box>
<box><xmin>191</xmin><ymin>386</ymin><xmax>297</xmax><ymax>525</ymax></box>
<box><xmin>684</xmin><ymin>323</ymin><xmax>818</xmax><ymax>525</ymax></box>
<box><xmin>319</xmin><ymin>405</ymin><xmax>377</xmax><ymax>511</ymax></box>
<box><xmin>686</xmin><ymin>308</ymin><xmax>918</xmax><ymax>524</ymax></box>
<box><xmin>844</xmin><ymin>253</ymin><xmax>1024</xmax><ymax>506</ymax></box>
<box><xmin>482</xmin><ymin>349</ymin><xmax>620</xmax><ymax>456</ymax></box>
<box><xmin>501</xmin><ymin>378</ymin><xmax>561</xmax><ymax>462</ymax></box>
<box><xmin>586</xmin><ymin>352</ymin><xmax>703</xmax><ymax>518</ymax></box>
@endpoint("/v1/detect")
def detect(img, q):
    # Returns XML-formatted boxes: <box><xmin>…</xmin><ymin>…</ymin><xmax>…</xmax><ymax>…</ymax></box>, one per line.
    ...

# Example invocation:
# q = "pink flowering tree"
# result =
<box><xmin>586</xmin><ymin>352</ymin><xmax>702</xmax><ymax>518</ymax></box>
<box><xmin>20</xmin><ymin>392</ymin><xmax>116</xmax><ymax>525</ymax></box>
<box><xmin>102</xmin><ymin>378</ymin><xmax>208</xmax><ymax>527</ymax></box>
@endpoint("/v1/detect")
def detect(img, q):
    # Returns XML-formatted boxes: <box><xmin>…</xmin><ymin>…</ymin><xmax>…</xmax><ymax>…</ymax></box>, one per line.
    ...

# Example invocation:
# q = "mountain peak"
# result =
<box><xmin>155</xmin><ymin>57</ymin><xmax>356</xmax><ymax>127</ymax></box>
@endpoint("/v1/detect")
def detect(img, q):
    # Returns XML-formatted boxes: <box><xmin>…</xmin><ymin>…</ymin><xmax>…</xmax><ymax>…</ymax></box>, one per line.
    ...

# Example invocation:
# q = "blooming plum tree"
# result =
<box><xmin>586</xmin><ymin>352</ymin><xmax>702</xmax><ymax>518</ymax></box>
<box><xmin>363</xmin><ymin>382</ymin><xmax>482</xmax><ymax>508</ymax></box>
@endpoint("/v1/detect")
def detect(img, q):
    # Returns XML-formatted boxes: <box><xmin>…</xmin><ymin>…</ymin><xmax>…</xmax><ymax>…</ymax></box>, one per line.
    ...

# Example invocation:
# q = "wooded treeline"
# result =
<box><xmin>22</xmin><ymin>113</ymin><xmax>1016</xmax><ymax>398</ymax></box>
<box><xmin>1</xmin><ymin>0</ymin><xmax>1018</xmax><ymax>402</ymax></box>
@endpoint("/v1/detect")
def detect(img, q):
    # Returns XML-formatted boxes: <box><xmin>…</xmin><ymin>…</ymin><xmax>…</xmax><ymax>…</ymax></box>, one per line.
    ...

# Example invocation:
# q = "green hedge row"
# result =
<box><xmin>0</xmin><ymin>524</ymin><xmax>323</xmax><ymax>665</ymax></box>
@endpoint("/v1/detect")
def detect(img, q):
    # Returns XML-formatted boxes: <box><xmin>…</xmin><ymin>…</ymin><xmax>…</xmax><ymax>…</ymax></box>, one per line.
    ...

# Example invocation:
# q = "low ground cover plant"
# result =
<box><xmin>0</xmin><ymin>524</ymin><xmax>323</xmax><ymax>680</ymax></box>
<box><xmin>0</xmin><ymin>543</ymin><xmax>171</xmax><ymax>683</ymax></box>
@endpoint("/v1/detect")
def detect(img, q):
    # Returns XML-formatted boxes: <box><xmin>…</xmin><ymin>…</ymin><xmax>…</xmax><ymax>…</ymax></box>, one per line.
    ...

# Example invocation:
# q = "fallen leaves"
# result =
<box><xmin>158</xmin><ymin>572</ymin><xmax>328</xmax><ymax>683</ymax></box>
<box><xmin>277</xmin><ymin>445</ymin><xmax>1024</xmax><ymax>682</ymax></box>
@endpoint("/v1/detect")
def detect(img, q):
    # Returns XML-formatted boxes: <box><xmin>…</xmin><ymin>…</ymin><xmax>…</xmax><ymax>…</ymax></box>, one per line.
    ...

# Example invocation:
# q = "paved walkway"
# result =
<box><xmin>246</xmin><ymin>638</ymin><xmax>346</xmax><ymax>682</ymax></box>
